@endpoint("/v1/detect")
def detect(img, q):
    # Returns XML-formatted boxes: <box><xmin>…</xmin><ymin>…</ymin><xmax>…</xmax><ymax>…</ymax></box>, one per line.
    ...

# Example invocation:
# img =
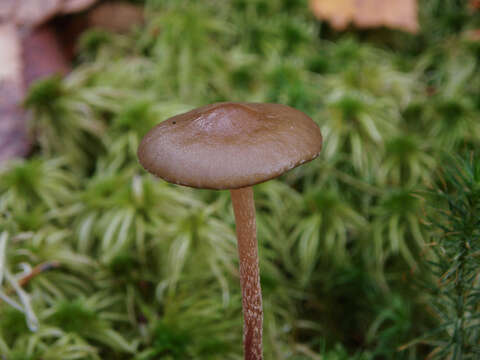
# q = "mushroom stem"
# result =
<box><xmin>230</xmin><ymin>186</ymin><xmax>263</xmax><ymax>360</ymax></box>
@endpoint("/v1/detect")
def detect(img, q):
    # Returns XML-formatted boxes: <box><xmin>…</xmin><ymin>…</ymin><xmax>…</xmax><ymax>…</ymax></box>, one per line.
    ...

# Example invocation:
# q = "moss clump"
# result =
<box><xmin>1</xmin><ymin>1</ymin><xmax>479</xmax><ymax>359</ymax></box>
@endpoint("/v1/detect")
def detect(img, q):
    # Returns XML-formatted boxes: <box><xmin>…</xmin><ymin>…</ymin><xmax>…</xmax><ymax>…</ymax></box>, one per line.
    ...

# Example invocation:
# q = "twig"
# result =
<box><xmin>17</xmin><ymin>261</ymin><xmax>61</xmax><ymax>287</ymax></box>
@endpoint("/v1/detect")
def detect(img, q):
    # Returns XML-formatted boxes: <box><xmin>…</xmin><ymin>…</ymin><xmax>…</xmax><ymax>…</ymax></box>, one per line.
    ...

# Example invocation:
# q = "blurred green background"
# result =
<box><xmin>1</xmin><ymin>0</ymin><xmax>480</xmax><ymax>359</ymax></box>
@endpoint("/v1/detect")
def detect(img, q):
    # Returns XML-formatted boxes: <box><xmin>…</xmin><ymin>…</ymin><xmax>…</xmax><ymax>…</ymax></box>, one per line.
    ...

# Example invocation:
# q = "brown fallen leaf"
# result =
<box><xmin>310</xmin><ymin>0</ymin><xmax>355</xmax><ymax>30</ymax></box>
<box><xmin>61</xmin><ymin>0</ymin><xmax>98</xmax><ymax>14</ymax></box>
<box><xmin>310</xmin><ymin>0</ymin><xmax>419</xmax><ymax>33</ymax></box>
<box><xmin>1</xmin><ymin>0</ymin><xmax>144</xmax><ymax>164</ymax></box>
<box><xmin>22</xmin><ymin>24</ymin><xmax>70</xmax><ymax>86</ymax></box>
<box><xmin>88</xmin><ymin>2</ymin><xmax>145</xmax><ymax>33</ymax></box>
<box><xmin>0</xmin><ymin>24</ymin><xmax>31</xmax><ymax>165</ymax></box>
<box><xmin>0</xmin><ymin>25</ymin><xmax>22</xmax><ymax>84</ymax></box>
<box><xmin>470</xmin><ymin>0</ymin><xmax>480</xmax><ymax>10</ymax></box>
<box><xmin>0</xmin><ymin>0</ymin><xmax>18</xmax><ymax>24</ymax></box>
<box><xmin>15</xmin><ymin>0</ymin><xmax>63</xmax><ymax>28</ymax></box>
<box><xmin>465</xmin><ymin>29</ymin><xmax>480</xmax><ymax>41</ymax></box>
<box><xmin>54</xmin><ymin>2</ymin><xmax>144</xmax><ymax>59</ymax></box>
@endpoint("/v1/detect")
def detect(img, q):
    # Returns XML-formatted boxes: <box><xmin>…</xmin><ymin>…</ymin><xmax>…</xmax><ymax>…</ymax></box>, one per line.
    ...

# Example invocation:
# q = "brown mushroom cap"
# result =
<box><xmin>138</xmin><ymin>102</ymin><xmax>322</xmax><ymax>190</ymax></box>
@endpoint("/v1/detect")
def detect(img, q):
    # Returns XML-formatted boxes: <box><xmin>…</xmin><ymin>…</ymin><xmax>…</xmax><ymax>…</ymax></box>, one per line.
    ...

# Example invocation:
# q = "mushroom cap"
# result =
<box><xmin>138</xmin><ymin>102</ymin><xmax>322</xmax><ymax>190</ymax></box>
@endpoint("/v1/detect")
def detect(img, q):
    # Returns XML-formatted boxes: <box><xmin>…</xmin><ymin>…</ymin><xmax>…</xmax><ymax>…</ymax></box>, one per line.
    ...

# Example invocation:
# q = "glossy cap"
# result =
<box><xmin>138</xmin><ymin>102</ymin><xmax>322</xmax><ymax>190</ymax></box>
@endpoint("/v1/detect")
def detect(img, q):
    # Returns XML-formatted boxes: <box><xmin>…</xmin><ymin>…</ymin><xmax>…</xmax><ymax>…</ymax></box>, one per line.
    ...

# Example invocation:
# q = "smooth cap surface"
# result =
<box><xmin>138</xmin><ymin>102</ymin><xmax>322</xmax><ymax>190</ymax></box>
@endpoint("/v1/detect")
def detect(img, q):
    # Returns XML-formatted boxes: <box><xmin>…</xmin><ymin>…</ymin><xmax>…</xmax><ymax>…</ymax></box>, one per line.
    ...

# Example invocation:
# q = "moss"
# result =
<box><xmin>49</xmin><ymin>300</ymin><xmax>101</xmax><ymax>333</ymax></box>
<box><xmin>148</xmin><ymin>321</ymin><xmax>191</xmax><ymax>358</ymax></box>
<box><xmin>78</xmin><ymin>30</ymin><xmax>114</xmax><ymax>59</ymax></box>
<box><xmin>1</xmin><ymin>1</ymin><xmax>479</xmax><ymax>359</ymax></box>
<box><xmin>0</xmin><ymin>308</ymin><xmax>30</xmax><ymax>345</ymax></box>
<box><xmin>24</xmin><ymin>76</ymin><xmax>63</xmax><ymax>110</ymax></box>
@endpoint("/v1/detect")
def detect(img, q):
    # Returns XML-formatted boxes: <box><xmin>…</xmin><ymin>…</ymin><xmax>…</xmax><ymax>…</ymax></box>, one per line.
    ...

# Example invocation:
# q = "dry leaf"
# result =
<box><xmin>310</xmin><ymin>0</ymin><xmax>355</xmax><ymax>30</ymax></box>
<box><xmin>470</xmin><ymin>0</ymin><xmax>480</xmax><ymax>11</ymax></box>
<box><xmin>0</xmin><ymin>24</ymin><xmax>22</xmax><ymax>83</ymax></box>
<box><xmin>62</xmin><ymin>0</ymin><xmax>98</xmax><ymax>14</ymax></box>
<box><xmin>310</xmin><ymin>0</ymin><xmax>419</xmax><ymax>33</ymax></box>
<box><xmin>0</xmin><ymin>24</ymin><xmax>31</xmax><ymax>164</ymax></box>
<box><xmin>0</xmin><ymin>0</ymin><xmax>18</xmax><ymax>24</ymax></box>
<box><xmin>465</xmin><ymin>29</ymin><xmax>480</xmax><ymax>41</ymax></box>
<box><xmin>22</xmin><ymin>24</ymin><xmax>70</xmax><ymax>86</ymax></box>
<box><xmin>15</xmin><ymin>0</ymin><xmax>63</xmax><ymax>28</ymax></box>
<box><xmin>88</xmin><ymin>2</ymin><xmax>144</xmax><ymax>33</ymax></box>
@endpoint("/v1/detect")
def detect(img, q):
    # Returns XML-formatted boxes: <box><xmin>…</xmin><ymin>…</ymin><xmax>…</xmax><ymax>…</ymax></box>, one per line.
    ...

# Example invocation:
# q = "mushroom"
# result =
<box><xmin>137</xmin><ymin>102</ymin><xmax>322</xmax><ymax>360</ymax></box>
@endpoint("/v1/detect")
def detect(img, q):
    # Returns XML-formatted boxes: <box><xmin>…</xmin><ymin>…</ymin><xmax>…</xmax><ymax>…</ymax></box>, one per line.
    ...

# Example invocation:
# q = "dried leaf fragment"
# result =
<box><xmin>22</xmin><ymin>24</ymin><xmax>70</xmax><ymax>86</ymax></box>
<box><xmin>0</xmin><ymin>24</ymin><xmax>30</xmax><ymax>164</ymax></box>
<box><xmin>310</xmin><ymin>0</ymin><xmax>419</xmax><ymax>33</ymax></box>
<box><xmin>0</xmin><ymin>0</ymin><xmax>18</xmax><ymax>24</ymax></box>
<box><xmin>15</xmin><ymin>0</ymin><xmax>63</xmax><ymax>28</ymax></box>
<box><xmin>62</xmin><ymin>0</ymin><xmax>98</xmax><ymax>15</ymax></box>
<box><xmin>88</xmin><ymin>2</ymin><xmax>145</xmax><ymax>33</ymax></box>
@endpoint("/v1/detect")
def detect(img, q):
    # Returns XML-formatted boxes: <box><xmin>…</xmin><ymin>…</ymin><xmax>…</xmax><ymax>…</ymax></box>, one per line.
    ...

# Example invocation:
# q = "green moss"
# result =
<box><xmin>308</xmin><ymin>54</ymin><xmax>331</xmax><ymax>74</ymax></box>
<box><xmin>0</xmin><ymin>308</ymin><xmax>29</xmax><ymax>345</ymax></box>
<box><xmin>49</xmin><ymin>300</ymin><xmax>101</xmax><ymax>333</ymax></box>
<box><xmin>437</xmin><ymin>99</ymin><xmax>466</xmax><ymax>121</ymax></box>
<box><xmin>24</xmin><ymin>76</ymin><xmax>63</xmax><ymax>110</ymax></box>
<box><xmin>332</xmin><ymin>96</ymin><xmax>364</xmax><ymax>120</ymax></box>
<box><xmin>78</xmin><ymin>30</ymin><xmax>113</xmax><ymax>59</ymax></box>
<box><xmin>13</xmin><ymin>206</ymin><xmax>46</xmax><ymax>231</ymax></box>
<box><xmin>380</xmin><ymin>190</ymin><xmax>420</xmax><ymax>216</ymax></box>
<box><xmin>3</xmin><ymin>159</ymin><xmax>43</xmax><ymax>196</ymax></box>
<box><xmin>113</xmin><ymin>101</ymin><xmax>156</xmax><ymax>137</ymax></box>
<box><xmin>230</xmin><ymin>66</ymin><xmax>256</xmax><ymax>89</ymax></box>
<box><xmin>108</xmin><ymin>252</ymin><xmax>139</xmax><ymax>277</ymax></box>
<box><xmin>1</xmin><ymin>1</ymin><xmax>479</xmax><ymax>359</ymax></box>
<box><xmin>385</xmin><ymin>136</ymin><xmax>419</xmax><ymax>158</ymax></box>
<box><xmin>150</xmin><ymin>321</ymin><xmax>191</xmax><ymax>358</ymax></box>
<box><xmin>7</xmin><ymin>353</ymin><xmax>39</xmax><ymax>360</ymax></box>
